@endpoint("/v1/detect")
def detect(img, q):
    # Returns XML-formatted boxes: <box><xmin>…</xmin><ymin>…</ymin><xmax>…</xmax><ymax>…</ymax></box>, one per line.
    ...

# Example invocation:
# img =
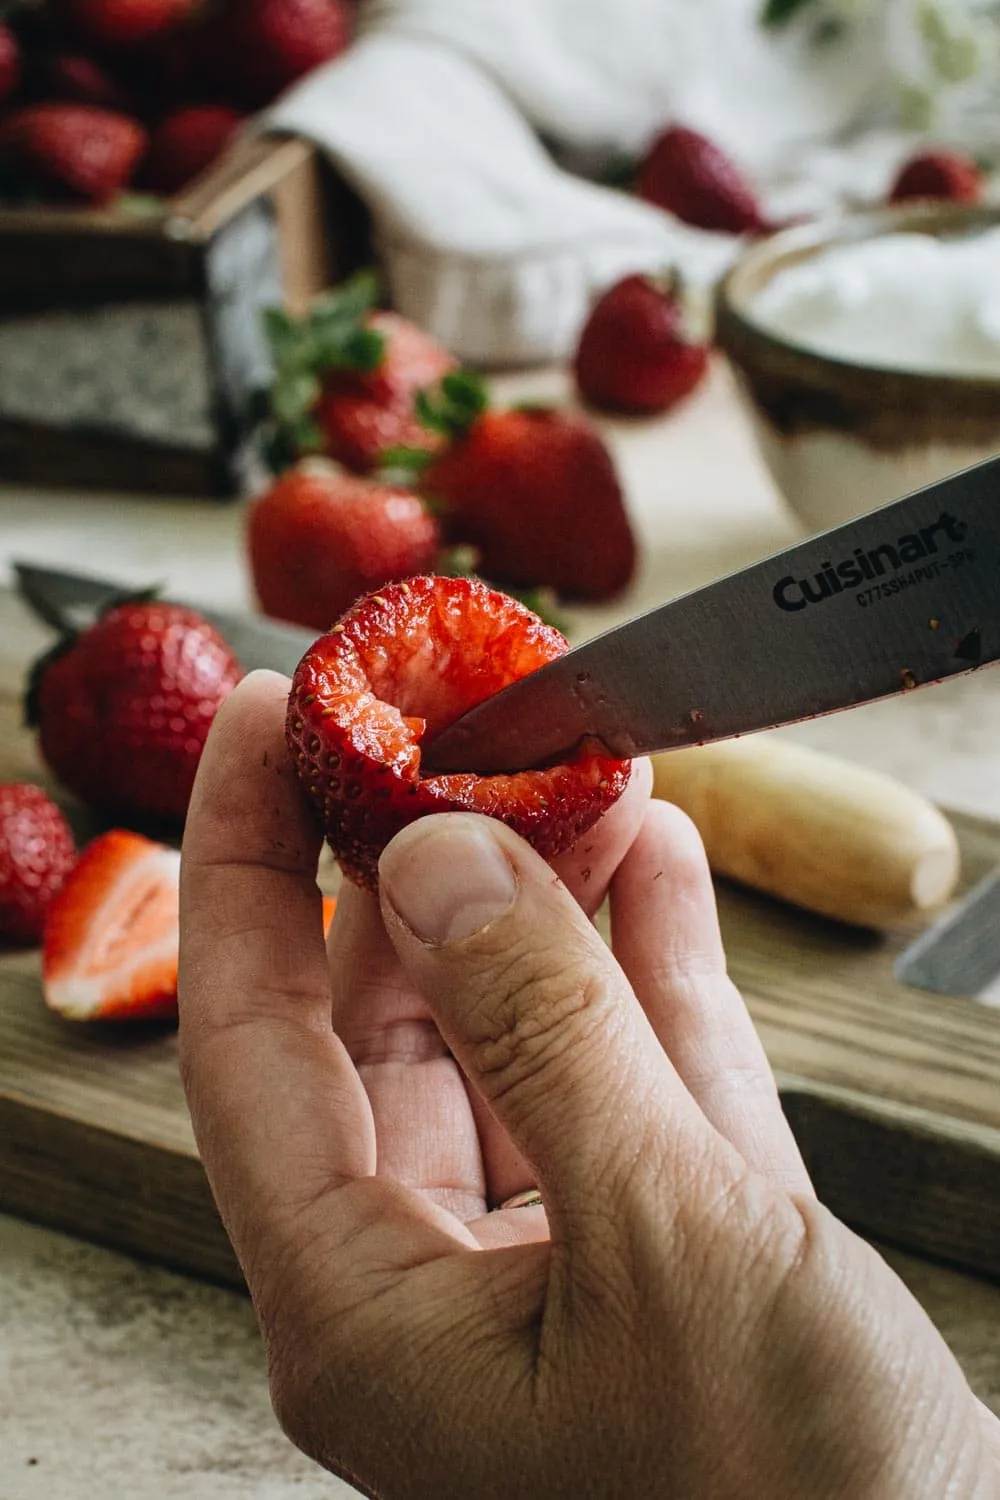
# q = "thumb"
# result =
<box><xmin>378</xmin><ymin>813</ymin><xmax>700</xmax><ymax>1233</ymax></box>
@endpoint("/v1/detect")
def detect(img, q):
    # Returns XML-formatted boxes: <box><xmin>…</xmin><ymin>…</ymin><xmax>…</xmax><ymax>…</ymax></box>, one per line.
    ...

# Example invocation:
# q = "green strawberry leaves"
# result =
<box><xmin>255</xmin><ymin>270</ymin><xmax>387</xmax><ymax>474</ymax></box>
<box><xmin>415</xmin><ymin>370</ymin><xmax>490</xmax><ymax>441</ymax></box>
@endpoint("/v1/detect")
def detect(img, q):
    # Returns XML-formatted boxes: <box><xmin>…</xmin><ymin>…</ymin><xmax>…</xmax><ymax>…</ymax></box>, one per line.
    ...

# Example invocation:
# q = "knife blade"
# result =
<box><xmin>12</xmin><ymin>561</ymin><xmax>318</xmax><ymax>679</ymax></box>
<box><xmin>425</xmin><ymin>453</ymin><xmax>1000</xmax><ymax>774</ymax></box>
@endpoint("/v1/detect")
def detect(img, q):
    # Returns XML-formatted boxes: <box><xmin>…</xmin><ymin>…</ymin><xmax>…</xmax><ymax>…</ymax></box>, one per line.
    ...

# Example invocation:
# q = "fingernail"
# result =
<box><xmin>379</xmin><ymin>816</ymin><xmax>517</xmax><ymax>945</ymax></box>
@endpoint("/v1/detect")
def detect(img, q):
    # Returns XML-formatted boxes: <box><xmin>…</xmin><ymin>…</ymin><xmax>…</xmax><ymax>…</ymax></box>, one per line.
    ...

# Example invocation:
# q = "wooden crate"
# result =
<box><xmin>0</xmin><ymin>134</ymin><xmax>365</xmax><ymax>498</ymax></box>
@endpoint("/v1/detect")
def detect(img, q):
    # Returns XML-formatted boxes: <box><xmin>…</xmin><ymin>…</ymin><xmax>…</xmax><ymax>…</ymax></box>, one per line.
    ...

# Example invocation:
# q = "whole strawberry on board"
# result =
<box><xmin>248</xmin><ymin>460</ymin><xmax>441</xmax><ymax>632</ymax></box>
<box><xmin>143</xmin><ymin>104</ymin><xmax>243</xmax><ymax>195</ymax></box>
<box><xmin>574</xmin><ymin>272</ymin><xmax>710</xmax><ymax>416</ymax></box>
<box><xmin>409</xmin><ymin>373</ymin><xmax>637</xmax><ymax>602</ymax></box>
<box><xmin>66</xmin><ymin>0</ymin><xmax>200</xmax><ymax>48</ymax></box>
<box><xmin>43</xmin><ymin>827</ymin><xmax>336</xmax><ymax>1024</ymax></box>
<box><xmin>28</xmin><ymin>597</ymin><xmax>243</xmax><ymax>825</ymax></box>
<box><xmin>287</xmin><ymin>577</ymin><xmax>631</xmax><ymax>892</ymax></box>
<box><xmin>888</xmin><ymin>149</ymin><xmax>984</xmax><ymax>206</ymax></box>
<box><xmin>0</xmin><ymin>103</ymin><xmax>146</xmax><ymax>204</ymax></box>
<box><xmin>0</xmin><ymin>783</ymin><xmax>76</xmax><ymax>946</ymax></box>
<box><xmin>638</xmin><ymin>125</ymin><xmax>771</xmax><ymax>236</ymax></box>
<box><xmin>0</xmin><ymin>21</ymin><xmax>21</xmax><ymax>105</ymax></box>
<box><xmin>258</xmin><ymin>271</ymin><xmax>457</xmax><ymax>475</ymax></box>
<box><xmin>202</xmin><ymin>0</ymin><xmax>352</xmax><ymax>109</ymax></box>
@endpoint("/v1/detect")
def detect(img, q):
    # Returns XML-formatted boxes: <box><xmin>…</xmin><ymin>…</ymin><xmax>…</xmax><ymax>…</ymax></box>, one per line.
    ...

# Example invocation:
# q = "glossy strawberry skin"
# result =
<box><xmin>317</xmin><ymin>312</ymin><xmax>457</xmax><ymax>473</ymax></box>
<box><xmin>248</xmin><ymin>464</ymin><xmax>441</xmax><ymax>632</ymax></box>
<box><xmin>0</xmin><ymin>104</ymin><xmax>147</xmax><ymax>204</ymax></box>
<box><xmin>32</xmin><ymin>602</ymin><xmax>243</xmax><ymax>825</ymax></box>
<box><xmin>211</xmin><ymin>0</ymin><xmax>352</xmax><ymax>108</ymax></box>
<box><xmin>0</xmin><ymin>784</ymin><xmax>76</xmax><ymax>945</ymax></box>
<box><xmin>422</xmin><ymin>408</ymin><xmax>636</xmax><ymax>601</ymax></box>
<box><xmin>143</xmin><ymin>104</ymin><xmax>243</xmax><ymax>194</ymax></box>
<box><xmin>638</xmin><ymin>125</ymin><xmax>769</xmax><ymax>236</ymax></box>
<box><xmin>888</xmin><ymin>150</ymin><xmax>983</xmax><ymax>206</ymax></box>
<box><xmin>574</xmin><ymin>274</ymin><xmax>710</xmax><ymax>415</ymax></box>
<box><xmin>286</xmin><ymin>577</ymin><xmax>631</xmax><ymax>892</ymax></box>
<box><xmin>0</xmin><ymin>23</ymin><xmax>21</xmax><ymax>106</ymax></box>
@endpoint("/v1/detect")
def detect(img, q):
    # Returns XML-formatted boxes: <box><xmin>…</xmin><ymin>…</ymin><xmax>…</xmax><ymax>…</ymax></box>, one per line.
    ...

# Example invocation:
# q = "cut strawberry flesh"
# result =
<box><xmin>287</xmin><ymin>577</ymin><xmax>631</xmax><ymax>890</ymax></box>
<box><xmin>43</xmin><ymin>830</ymin><xmax>180</xmax><ymax>1022</ymax></box>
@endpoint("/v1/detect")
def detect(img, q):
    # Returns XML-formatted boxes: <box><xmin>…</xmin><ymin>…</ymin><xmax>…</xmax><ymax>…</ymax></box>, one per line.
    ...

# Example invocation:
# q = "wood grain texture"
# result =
<box><xmin>0</xmin><ymin>587</ymin><xmax>998</xmax><ymax>1285</ymax></box>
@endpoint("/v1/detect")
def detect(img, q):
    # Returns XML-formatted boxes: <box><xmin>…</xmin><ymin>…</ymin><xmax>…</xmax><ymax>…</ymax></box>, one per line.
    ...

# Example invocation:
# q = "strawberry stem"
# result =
<box><xmin>416</xmin><ymin>371</ymin><xmax>490</xmax><ymax>441</ymax></box>
<box><xmin>256</xmin><ymin>269</ymin><xmax>387</xmax><ymax>473</ymax></box>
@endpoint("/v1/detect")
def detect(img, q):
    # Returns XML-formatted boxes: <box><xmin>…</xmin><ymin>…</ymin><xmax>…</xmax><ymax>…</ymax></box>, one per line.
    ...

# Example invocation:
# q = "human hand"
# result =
<box><xmin>179</xmin><ymin>672</ymin><xmax>1000</xmax><ymax>1499</ymax></box>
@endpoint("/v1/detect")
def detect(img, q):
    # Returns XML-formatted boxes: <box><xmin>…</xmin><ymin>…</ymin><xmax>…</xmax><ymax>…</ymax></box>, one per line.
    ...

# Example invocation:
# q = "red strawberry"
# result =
<box><xmin>29</xmin><ymin>599</ymin><xmax>243</xmax><ymax>825</ymax></box>
<box><xmin>67</xmin><ymin>0</ymin><xmax>200</xmax><ymax>49</ymax></box>
<box><xmin>264</xmin><ymin>274</ymin><xmax>457</xmax><ymax>474</ymax></box>
<box><xmin>0</xmin><ymin>23</ymin><xmax>21</xmax><ymax>106</ymax></box>
<box><xmin>0</xmin><ymin>784</ymin><xmax>76</xmax><ymax>946</ymax></box>
<box><xmin>0</xmin><ymin>104</ymin><xmax>147</xmax><ymax>205</ymax></box>
<box><xmin>316</xmin><ymin>313</ymin><xmax>457</xmax><ymax>472</ymax></box>
<box><xmin>248</xmin><ymin>462</ymin><xmax>441</xmax><ymax>632</ymax></box>
<box><xmin>888</xmin><ymin>149</ymin><xmax>984</xmax><ymax>206</ymax></box>
<box><xmin>42</xmin><ymin>830</ymin><xmax>337</xmax><ymax>1022</ymax></box>
<box><xmin>418</xmin><ymin>377</ymin><xmax>636</xmax><ymax>602</ymax></box>
<box><xmin>574</xmin><ymin>273</ymin><xmax>710</xmax><ymax>415</ymax></box>
<box><xmin>638</xmin><ymin>125</ymin><xmax>770</xmax><ymax>236</ymax></box>
<box><xmin>42</xmin><ymin>830</ymin><xmax>180</xmax><ymax>1021</ymax></box>
<box><xmin>209</xmin><ymin>0</ymin><xmax>352</xmax><ymax>108</ymax></box>
<box><xmin>143</xmin><ymin>104</ymin><xmax>243</xmax><ymax>194</ymax></box>
<box><xmin>286</xmin><ymin>577</ymin><xmax>631</xmax><ymax>892</ymax></box>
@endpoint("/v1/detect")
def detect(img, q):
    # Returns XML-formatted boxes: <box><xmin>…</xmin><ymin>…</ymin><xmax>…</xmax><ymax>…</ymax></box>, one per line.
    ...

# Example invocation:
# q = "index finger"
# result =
<box><xmin>178</xmin><ymin>671</ymin><xmax>376</xmax><ymax>1261</ymax></box>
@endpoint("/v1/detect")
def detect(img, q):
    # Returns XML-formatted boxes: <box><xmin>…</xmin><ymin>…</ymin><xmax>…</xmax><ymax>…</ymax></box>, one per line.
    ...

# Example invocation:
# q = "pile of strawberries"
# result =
<box><xmin>0</xmin><ymin>0</ymin><xmax>354</xmax><ymax>205</ymax></box>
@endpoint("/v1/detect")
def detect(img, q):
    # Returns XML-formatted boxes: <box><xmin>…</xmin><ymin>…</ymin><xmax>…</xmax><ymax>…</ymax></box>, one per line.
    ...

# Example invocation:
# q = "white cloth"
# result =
<box><xmin>260</xmin><ymin>0</ymin><xmax>954</xmax><ymax>365</ymax></box>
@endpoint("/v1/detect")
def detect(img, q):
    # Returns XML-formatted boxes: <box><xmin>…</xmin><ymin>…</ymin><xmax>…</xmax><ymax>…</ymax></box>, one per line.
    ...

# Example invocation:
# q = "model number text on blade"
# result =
<box><xmin>855</xmin><ymin>549</ymin><xmax>977</xmax><ymax>609</ymax></box>
<box><xmin>772</xmin><ymin>511</ymin><xmax>969</xmax><ymax>614</ymax></box>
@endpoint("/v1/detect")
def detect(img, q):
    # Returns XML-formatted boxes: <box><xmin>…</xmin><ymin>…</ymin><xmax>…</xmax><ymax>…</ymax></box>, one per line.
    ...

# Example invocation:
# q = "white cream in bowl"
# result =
<box><xmin>749</xmin><ymin>228</ymin><xmax>1000</xmax><ymax>379</ymax></box>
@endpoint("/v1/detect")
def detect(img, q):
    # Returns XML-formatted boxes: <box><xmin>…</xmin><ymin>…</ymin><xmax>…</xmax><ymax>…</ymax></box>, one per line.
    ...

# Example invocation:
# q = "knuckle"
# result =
<box><xmin>463</xmin><ymin>936</ymin><xmax>616</xmax><ymax>1105</ymax></box>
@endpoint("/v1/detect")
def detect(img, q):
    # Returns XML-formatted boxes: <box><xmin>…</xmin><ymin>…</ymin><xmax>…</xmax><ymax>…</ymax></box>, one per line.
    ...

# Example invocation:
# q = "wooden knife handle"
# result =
<box><xmin>651</xmin><ymin>737</ymin><xmax>960</xmax><ymax>929</ymax></box>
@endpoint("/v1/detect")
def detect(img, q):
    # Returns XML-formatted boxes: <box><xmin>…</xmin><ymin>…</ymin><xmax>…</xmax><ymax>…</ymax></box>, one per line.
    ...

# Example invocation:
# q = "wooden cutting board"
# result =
<box><xmin>1</xmin><ymin>588</ymin><xmax>998</xmax><ymax>1287</ymax></box>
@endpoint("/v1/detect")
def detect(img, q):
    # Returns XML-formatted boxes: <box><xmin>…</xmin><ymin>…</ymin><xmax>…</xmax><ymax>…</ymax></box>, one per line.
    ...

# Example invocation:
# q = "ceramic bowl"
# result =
<box><xmin>715</xmin><ymin>204</ymin><xmax>1000</xmax><ymax>535</ymax></box>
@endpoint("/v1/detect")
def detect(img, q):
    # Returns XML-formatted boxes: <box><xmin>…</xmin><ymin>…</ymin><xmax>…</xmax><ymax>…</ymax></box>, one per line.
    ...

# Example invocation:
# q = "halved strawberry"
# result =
<box><xmin>42</xmin><ymin>829</ymin><xmax>337</xmax><ymax>1023</ymax></box>
<box><xmin>286</xmin><ymin>577</ymin><xmax>631</xmax><ymax>892</ymax></box>
<box><xmin>43</xmin><ymin>830</ymin><xmax>181</xmax><ymax>1022</ymax></box>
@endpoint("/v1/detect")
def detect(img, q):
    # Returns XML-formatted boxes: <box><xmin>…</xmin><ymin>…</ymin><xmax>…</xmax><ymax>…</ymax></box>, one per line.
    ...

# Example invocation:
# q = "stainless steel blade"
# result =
<box><xmin>895</xmin><ymin>870</ymin><xmax>1000</xmax><ymax>1003</ymax></box>
<box><xmin>426</xmin><ymin>453</ymin><xmax>1000</xmax><ymax>774</ymax></box>
<box><xmin>13</xmin><ymin>561</ymin><xmax>317</xmax><ymax>678</ymax></box>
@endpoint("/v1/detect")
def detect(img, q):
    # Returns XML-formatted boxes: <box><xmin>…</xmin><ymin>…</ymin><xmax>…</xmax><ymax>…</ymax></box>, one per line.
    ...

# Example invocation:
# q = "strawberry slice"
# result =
<box><xmin>43</xmin><ymin>830</ymin><xmax>181</xmax><ymax>1023</ymax></box>
<box><xmin>286</xmin><ymin>577</ymin><xmax>631</xmax><ymax>892</ymax></box>
<box><xmin>42</xmin><ymin>832</ymin><xmax>339</xmax><ymax>1021</ymax></box>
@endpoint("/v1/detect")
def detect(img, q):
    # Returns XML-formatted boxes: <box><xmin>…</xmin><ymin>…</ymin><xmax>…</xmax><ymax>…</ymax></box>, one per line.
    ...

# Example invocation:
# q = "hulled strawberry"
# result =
<box><xmin>67</xmin><ymin>0</ymin><xmax>200</xmax><ymax>49</ymax></box>
<box><xmin>248</xmin><ymin>461</ymin><xmax>440</xmax><ymax>632</ymax></box>
<box><xmin>888</xmin><ymin>149</ymin><xmax>984</xmax><ymax>206</ymax></box>
<box><xmin>0</xmin><ymin>22</ymin><xmax>21</xmax><ymax>106</ymax></box>
<box><xmin>143</xmin><ymin>104</ymin><xmax>243</xmax><ymax>194</ymax></box>
<box><xmin>0</xmin><ymin>783</ymin><xmax>76</xmax><ymax>945</ymax></box>
<box><xmin>29</xmin><ymin>598</ymin><xmax>243</xmax><ymax>825</ymax></box>
<box><xmin>416</xmin><ymin>375</ymin><xmax>636</xmax><ymax>602</ymax></box>
<box><xmin>574</xmin><ymin>273</ymin><xmax>710</xmax><ymax>415</ymax></box>
<box><xmin>286</xmin><ymin>577</ymin><xmax>631</xmax><ymax>892</ymax></box>
<box><xmin>638</xmin><ymin>125</ymin><xmax>770</xmax><ymax>236</ymax></box>
<box><xmin>0</xmin><ymin>104</ymin><xmax>147</xmax><ymax>204</ymax></box>
<box><xmin>260</xmin><ymin>271</ymin><xmax>457</xmax><ymax>474</ymax></box>
<box><xmin>207</xmin><ymin>0</ymin><xmax>352</xmax><ymax>108</ymax></box>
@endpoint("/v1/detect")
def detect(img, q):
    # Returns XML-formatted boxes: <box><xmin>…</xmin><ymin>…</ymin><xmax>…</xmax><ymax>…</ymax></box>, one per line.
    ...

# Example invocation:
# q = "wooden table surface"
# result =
<box><xmin>1</xmin><ymin>363</ymin><xmax>998</xmax><ymax>1486</ymax></box>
